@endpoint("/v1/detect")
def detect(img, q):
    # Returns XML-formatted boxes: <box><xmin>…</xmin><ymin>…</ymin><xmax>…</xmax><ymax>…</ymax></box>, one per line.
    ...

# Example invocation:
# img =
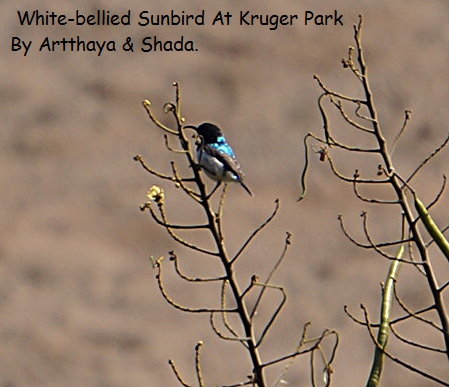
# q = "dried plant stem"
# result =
<box><xmin>137</xmin><ymin>83</ymin><xmax>339</xmax><ymax>387</ymax></box>
<box><xmin>300</xmin><ymin>14</ymin><xmax>449</xmax><ymax>385</ymax></box>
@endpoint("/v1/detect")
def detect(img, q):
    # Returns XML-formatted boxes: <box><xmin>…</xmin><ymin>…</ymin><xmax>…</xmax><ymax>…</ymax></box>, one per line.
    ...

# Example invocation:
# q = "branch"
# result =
<box><xmin>366</xmin><ymin>244</ymin><xmax>403</xmax><ymax>387</ymax></box>
<box><xmin>262</xmin><ymin>327</ymin><xmax>339</xmax><ymax>370</ymax></box>
<box><xmin>254</xmin><ymin>282</ymin><xmax>287</xmax><ymax>347</ymax></box>
<box><xmin>142</xmin><ymin>99</ymin><xmax>178</xmax><ymax>135</ymax></box>
<box><xmin>251</xmin><ymin>232</ymin><xmax>292</xmax><ymax>320</ymax></box>
<box><xmin>389</xmin><ymin>323</ymin><xmax>445</xmax><ymax>354</ymax></box>
<box><xmin>169</xmin><ymin>251</ymin><xmax>226</xmax><ymax>282</ymax></box>
<box><xmin>231</xmin><ymin>199</ymin><xmax>280</xmax><ymax>264</ymax></box>
<box><xmin>195</xmin><ymin>341</ymin><xmax>205</xmax><ymax>387</ymax></box>
<box><xmin>406</xmin><ymin>133</ymin><xmax>449</xmax><ymax>184</ymax></box>
<box><xmin>361</xmin><ymin>304</ymin><xmax>449</xmax><ymax>386</ymax></box>
<box><xmin>337</xmin><ymin>214</ymin><xmax>416</xmax><ymax>264</ymax></box>
<box><xmin>308</xmin><ymin>13</ymin><xmax>449</xmax><ymax>376</ymax></box>
<box><xmin>141</xmin><ymin>202</ymin><xmax>219</xmax><ymax>257</ymax></box>
<box><xmin>413</xmin><ymin>193</ymin><xmax>449</xmax><ymax>263</ymax></box>
<box><xmin>392</xmin><ymin>285</ymin><xmax>443</xmax><ymax>333</ymax></box>
<box><xmin>141</xmin><ymin>202</ymin><xmax>208</xmax><ymax>230</ymax></box>
<box><xmin>314</xmin><ymin>92</ymin><xmax>380</xmax><ymax>153</ymax></box>
<box><xmin>352</xmin><ymin>177</ymin><xmax>399</xmax><ymax>205</ymax></box>
<box><xmin>426</xmin><ymin>174</ymin><xmax>447</xmax><ymax>211</ymax></box>
<box><xmin>330</xmin><ymin>96</ymin><xmax>373</xmax><ymax>133</ymax></box>
<box><xmin>390</xmin><ymin>109</ymin><xmax>412</xmax><ymax>155</ymax></box>
<box><xmin>169</xmin><ymin>359</ymin><xmax>195</xmax><ymax>387</ymax></box>
<box><xmin>154</xmin><ymin>257</ymin><xmax>237</xmax><ymax>314</ymax></box>
<box><xmin>134</xmin><ymin>154</ymin><xmax>176</xmax><ymax>181</ymax></box>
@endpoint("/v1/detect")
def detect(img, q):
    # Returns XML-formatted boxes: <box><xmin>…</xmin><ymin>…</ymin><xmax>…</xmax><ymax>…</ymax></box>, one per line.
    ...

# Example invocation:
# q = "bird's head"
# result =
<box><xmin>185</xmin><ymin>122</ymin><xmax>223</xmax><ymax>144</ymax></box>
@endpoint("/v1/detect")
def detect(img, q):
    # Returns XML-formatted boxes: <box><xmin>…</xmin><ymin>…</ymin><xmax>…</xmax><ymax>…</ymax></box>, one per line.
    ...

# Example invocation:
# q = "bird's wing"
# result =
<box><xmin>204</xmin><ymin>144</ymin><xmax>246</xmax><ymax>180</ymax></box>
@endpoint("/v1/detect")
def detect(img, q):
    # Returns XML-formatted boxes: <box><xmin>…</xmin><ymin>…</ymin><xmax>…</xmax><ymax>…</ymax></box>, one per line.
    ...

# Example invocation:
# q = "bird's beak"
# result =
<box><xmin>183</xmin><ymin>125</ymin><xmax>200</xmax><ymax>141</ymax></box>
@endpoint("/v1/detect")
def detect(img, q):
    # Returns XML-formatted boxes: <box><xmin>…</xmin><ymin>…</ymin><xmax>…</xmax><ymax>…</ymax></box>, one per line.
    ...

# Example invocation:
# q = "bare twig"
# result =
<box><xmin>406</xmin><ymin>133</ymin><xmax>449</xmax><ymax>184</ymax></box>
<box><xmin>301</xmin><ymin>14</ymin><xmax>449</xmax><ymax>384</ymax></box>
<box><xmin>250</xmin><ymin>232</ymin><xmax>292</xmax><ymax>320</ymax></box>
<box><xmin>231</xmin><ymin>200</ymin><xmax>280</xmax><ymax>264</ymax></box>
<box><xmin>390</xmin><ymin>109</ymin><xmax>412</xmax><ymax>156</ymax></box>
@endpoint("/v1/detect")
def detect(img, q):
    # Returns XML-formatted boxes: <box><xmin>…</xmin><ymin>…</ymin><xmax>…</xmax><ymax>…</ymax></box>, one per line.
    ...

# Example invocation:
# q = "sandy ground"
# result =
<box><xmin>2</xmin><ymin>1</ymin><xmax>449</xmax><ymax>386</ymax></box>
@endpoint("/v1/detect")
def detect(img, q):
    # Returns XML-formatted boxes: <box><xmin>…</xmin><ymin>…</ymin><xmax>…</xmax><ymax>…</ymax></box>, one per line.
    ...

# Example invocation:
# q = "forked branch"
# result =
<box><xmin>138</xmin><ymin>83</ymin><xmax>336</xmax><ymax>387</ymax></box>
<box><xmin>299</xmin><ymin>14</ymin><xmax>449</xmax><ymax>385</ymax></box>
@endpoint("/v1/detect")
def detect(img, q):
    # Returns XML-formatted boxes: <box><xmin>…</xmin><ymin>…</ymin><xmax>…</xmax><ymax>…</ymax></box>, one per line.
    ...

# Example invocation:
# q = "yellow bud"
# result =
<box><xmin>147</xmin><ymin>186</ymin><xmax>165</xmax><ymax>204</ymax></box>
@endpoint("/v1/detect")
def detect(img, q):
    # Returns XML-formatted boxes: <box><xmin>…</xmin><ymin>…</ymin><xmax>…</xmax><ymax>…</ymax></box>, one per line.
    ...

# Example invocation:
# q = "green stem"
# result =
<box><xmin>414</xmin><ymin>194</ymin><xmax>449</xmax><ymax>261</ymax></box>
<box><xmin>366</xmin><ymin>244</ymin><xmax>403</xmax><ymax>387</ymax></box>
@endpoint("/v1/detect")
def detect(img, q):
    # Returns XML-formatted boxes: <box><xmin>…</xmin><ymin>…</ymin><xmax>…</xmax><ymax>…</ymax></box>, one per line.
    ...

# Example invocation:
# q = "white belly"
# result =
<box><xmin>198</xmin><ymin>150</ymin><xmax>238</xmax><ymax>182</ymax></box>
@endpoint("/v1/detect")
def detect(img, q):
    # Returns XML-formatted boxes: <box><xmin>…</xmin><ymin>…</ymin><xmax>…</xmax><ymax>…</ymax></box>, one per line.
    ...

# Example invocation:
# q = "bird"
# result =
<box><xmin>184</xmin><ymin>122</ymin><xmax>253</xmax><ymax>196</ymax></box>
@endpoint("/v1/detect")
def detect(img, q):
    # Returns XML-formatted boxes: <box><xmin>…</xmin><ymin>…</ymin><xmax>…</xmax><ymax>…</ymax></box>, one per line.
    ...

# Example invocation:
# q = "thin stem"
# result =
<box><xmin>366</xmin><ymin>244</ymin><xmax>403</xmax><ymax>387</ymax></box>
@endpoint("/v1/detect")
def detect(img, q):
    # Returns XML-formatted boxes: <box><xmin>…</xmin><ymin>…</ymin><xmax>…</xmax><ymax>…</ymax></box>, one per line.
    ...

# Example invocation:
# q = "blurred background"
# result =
<box><xmin>2</xmin><ymin>0</ymin><xmax>449</xmax><ymax>386</ymax></box>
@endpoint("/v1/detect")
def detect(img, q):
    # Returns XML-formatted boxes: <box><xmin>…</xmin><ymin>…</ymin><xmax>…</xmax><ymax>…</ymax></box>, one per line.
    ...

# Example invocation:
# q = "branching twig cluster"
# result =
<box><xmin>136</xmin><ymin>83</ymin><xmax>338</xmax><ymax>387</ymax></box>
<box><xmin>299</xmin><ymin>15</ymin><xmax>449</xmax><ymax>386</ymax></box>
